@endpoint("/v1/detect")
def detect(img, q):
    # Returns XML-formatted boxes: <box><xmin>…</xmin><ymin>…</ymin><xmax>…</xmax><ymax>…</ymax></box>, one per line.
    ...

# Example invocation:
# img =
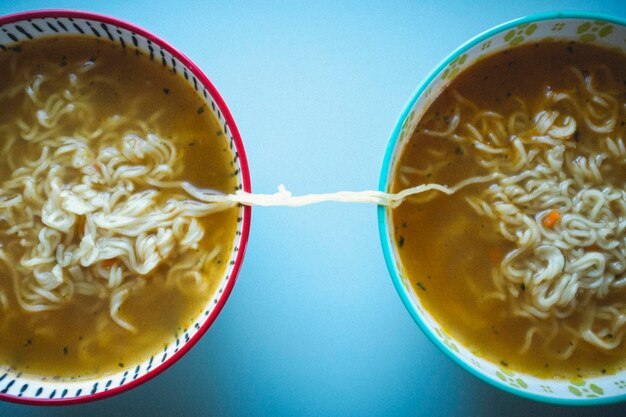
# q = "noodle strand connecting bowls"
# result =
<box><xmin>0</xmin><ymin>10</ymin><xmax>250</xmax><ymax>404</ymax></box>
<box><xmin>379</xmin><ymin>11</ymin><xmax>626</xmax><ymax>405</ymax></box>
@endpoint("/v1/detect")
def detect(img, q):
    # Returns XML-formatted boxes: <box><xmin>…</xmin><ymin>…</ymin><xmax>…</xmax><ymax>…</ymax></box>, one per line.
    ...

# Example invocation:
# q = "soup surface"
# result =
<box><xmin>0</xmin><ymin>36</ymin><xmax>238</xmax><ymax>377</ymax></box>
<box><xmin>392</xmin><ymin>41</ymin><xmax>626</xmax><ymax>378</ymax></box>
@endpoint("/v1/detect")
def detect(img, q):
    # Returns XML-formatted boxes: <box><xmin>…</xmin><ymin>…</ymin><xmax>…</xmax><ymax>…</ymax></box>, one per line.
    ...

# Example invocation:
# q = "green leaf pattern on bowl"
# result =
<box><xmin>503</xmin><ymin>23</ymin><xmax>538</xmax><ymax>46</ymax></box>
<box><xmin>441</xmin><ymin>53</ymin><xmax>467</xmax><ymax>80</ymax></box>
<box><xmin>398</xmin><ymin>109</ymin><xmax>417</xmax><ymax>143</ymax></box>
<box><xmin>552</xmin><ymin>22</ymin><xmax>566</xmax><ymax>32</ymax></box>
<box><xmin>495</xmin><ymin>367</ymin><xmax>529</xmax><ymax>389</ymax></box>
<box><xmin>469</xmin><ymin>358</ymin><xmax>482</xmax><ymax>369</ymax></box>
<box><xmin>567</xmin><ymin>378</ymin><xmax>604</xmax><ymax>398</ymax></box>
<box><xmin>615</xmin><ymin>380</ymin><xmax>626</xmax><ymax>389</ymax></box>
<box><xmin>434</xmin><ymin>327</ymin><xmax>459</xmax><ymax>353</ymax></box>
<box><xmin>576</xmin><ymin>21</ymin><xmax>614</xmax><ymax>42</ymax></box>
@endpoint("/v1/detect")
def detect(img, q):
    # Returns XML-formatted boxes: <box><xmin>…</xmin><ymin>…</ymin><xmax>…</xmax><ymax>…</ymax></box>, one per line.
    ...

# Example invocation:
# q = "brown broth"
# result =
<box><xmin>0</xmin><ymin>37</ymin><xmax>238</xmax><ymax>377</ymax></box>
<box><xmin>392</xmin><ymin>41</ymin><xmax>626</xmax><ymax>378</ymax></box>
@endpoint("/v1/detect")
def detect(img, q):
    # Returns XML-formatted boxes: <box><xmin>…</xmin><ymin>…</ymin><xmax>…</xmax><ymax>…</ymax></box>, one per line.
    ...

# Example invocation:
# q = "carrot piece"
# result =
<box><xmin>542</xmin><ymin>210</ymin><xmax>561</xmax><ymax>228</ymax></box>
<box><xmin>102</xmin><ymin>258</ymin><xmax>117</xmax><ymax>268</ymax></box>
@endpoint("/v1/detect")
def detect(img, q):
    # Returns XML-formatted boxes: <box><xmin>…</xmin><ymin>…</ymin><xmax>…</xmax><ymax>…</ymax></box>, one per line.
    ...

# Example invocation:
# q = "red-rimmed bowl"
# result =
<box><xmin>0</xmin><ymin>9</ymin><xmax>251</xmax><ymax>404</ymax></box>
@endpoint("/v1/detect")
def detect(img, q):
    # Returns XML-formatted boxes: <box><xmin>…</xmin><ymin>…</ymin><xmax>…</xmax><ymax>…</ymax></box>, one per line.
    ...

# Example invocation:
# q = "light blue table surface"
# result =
<box><xmin>0</xmin><ymin>1</ymin><xmax>625</xmax><ymax>416</ymax></box>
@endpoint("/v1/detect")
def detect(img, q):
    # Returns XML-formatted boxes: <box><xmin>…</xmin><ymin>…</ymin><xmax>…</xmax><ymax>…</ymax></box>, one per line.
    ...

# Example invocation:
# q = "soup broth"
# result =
<box><xmin>392</xmin><ymin>41</ymin><xmax>626</xmax><ymax>378</ymax></box>
<box><xmin>0</xmin><ymin>37</ymin><xmax>238</xmax><ymax>377</ymax></box>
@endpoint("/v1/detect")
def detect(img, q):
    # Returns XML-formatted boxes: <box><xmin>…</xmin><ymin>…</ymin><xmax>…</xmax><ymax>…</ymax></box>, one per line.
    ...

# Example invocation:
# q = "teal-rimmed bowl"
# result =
<box><xmin>378</xmin><ymin>11</ymin><xmax>626</xmax><ymax>405</ymax></box>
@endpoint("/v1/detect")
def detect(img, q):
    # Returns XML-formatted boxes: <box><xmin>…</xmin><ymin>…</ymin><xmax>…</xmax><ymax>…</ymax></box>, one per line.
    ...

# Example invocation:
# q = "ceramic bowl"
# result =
<box><xmin>379</xmin><ymin>11</ymin><xmax>626</xmax><ymax>405</ymax></box>
<box><xmin>0</xmin><ymin>9</ymin><xmax>251</xmax><ymax>404</ymax></box>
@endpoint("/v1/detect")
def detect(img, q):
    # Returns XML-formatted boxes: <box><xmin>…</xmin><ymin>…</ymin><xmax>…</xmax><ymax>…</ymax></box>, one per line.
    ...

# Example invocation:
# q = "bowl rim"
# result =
<box><xmin>377</xmin><ymin>10</ymin><xmax>626</xmax><ymax>406</ymax></box>
<box><xmin>0</xmin><ymin>8</ymin><xmax>252</xmax><ymax>405</ymax></box>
